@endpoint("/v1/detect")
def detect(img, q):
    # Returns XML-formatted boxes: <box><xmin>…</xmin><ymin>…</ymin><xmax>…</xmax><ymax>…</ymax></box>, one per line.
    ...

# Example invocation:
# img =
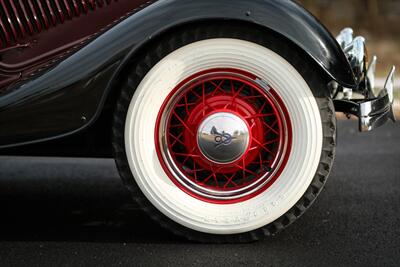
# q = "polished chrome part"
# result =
<box><xmin>344</xmin><ymin>36</ymin><xmax>366</xmax><ymax>83</ymax></box>
<box><xmin>335</xmin><ymin>89</ymin><xmax>394</xmax><ymax>132</ymax></box>
<box><xmin>359</xmin><ymin>97</ymin><xmax>392</xmax><ymax>132</ymax></box>
<box><xmin>334</xmin><ymin>66</ymin><xmax>396</xmax><ymax>131</ymax></box>
<box><xmin>197</xmin><ymin>112</ymin><xmax>250</xmax><ymax>164</ymax></box>
<box><xmin>359</xmin><ymin>100</ymin><xmax>373</xmax><ymax>132</ymax></box>
<box><xmin>336</xmin><ymin>28</ymin><xmax>354</xmax><ymax>48</ymax></box>
<box><xmin>255</xmin><ymin>78</ymin><xmax>270</xmax><ymax>91</ymax></box>
<box><xmin>359</xmin><ymin>66</ymin><xmax>396</xmax><ymax>131</ymax></box>
<box><xmin>343</xmin><ymin>88</ymin><xmax>353</xmax><ymax>100</ymax></box>
<box><xmin>337</xmin><ymin>28</ymin><xmax>368</xmax><ymax>86</ymax></box>
<box><xmin>380</xmin><ymin>66</ymin><xmax>396</xmax><ymax>105</ymax></box>
<box><xmin>335</xmin><ymin>27</ymin><xmax>396</xmax><ymax>132</ymax></box>
<box><xmin>360</xmin><ymin>116</ymin><xmax>373</xmax><ymax>132</ymax></box>
<box><xmin>367</xmin><ymin>55</ymin><xmax>378</xmax><ymax>91</ymax></box>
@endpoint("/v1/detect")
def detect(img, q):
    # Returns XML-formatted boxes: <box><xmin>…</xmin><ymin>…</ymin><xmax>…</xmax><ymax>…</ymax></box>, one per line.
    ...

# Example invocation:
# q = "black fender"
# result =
<box><xmin>0</xmin><ymin>0</ymin><xmax>355</xmax><ymax>148</ymax></box>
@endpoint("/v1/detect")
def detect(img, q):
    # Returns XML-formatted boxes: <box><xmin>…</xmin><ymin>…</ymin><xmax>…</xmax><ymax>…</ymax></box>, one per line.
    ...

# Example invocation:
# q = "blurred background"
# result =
<box><xmin>298</xmin><ymin>0</ymin><xmax>400</xmax><ymax>114</ymax></box>
<box><xmin>299</xmin><ymin>0</ymin><xmax>400</xmax><ymax>75</ymax></box>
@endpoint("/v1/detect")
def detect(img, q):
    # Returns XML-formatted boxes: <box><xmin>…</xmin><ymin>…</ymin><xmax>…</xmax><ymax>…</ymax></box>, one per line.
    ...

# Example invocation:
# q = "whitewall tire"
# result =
<box><xmin>112</xmin><ymin>24</ymin><xmax>336</xmax><ymax>242</ymax></box>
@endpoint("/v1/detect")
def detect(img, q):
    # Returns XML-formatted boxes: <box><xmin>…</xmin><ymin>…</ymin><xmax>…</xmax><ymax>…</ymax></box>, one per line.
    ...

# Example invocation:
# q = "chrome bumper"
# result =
<box><xmin>334</xmin><ymin>28</ymin><xmax>396</xmax><ymax>132</ymax></box>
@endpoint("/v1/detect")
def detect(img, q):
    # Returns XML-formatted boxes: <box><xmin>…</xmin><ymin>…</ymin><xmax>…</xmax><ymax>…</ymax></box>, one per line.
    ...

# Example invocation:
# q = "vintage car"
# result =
<box><xmin>0</xmin><ymin>0</ymin><xmax>396</xmax><ymax>242</ymax></box>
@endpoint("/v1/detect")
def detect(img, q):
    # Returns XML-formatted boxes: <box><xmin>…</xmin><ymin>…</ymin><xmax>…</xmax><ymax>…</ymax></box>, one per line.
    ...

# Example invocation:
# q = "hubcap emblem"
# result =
<box><xmin>211</xmin><ymin>127</ymin><xmax>235</xmax><ymax>147</ymax></box>
<box><xmin>197</xmin><ymin>112</ymin><xmax>250</xmax><ymax>164</ymax></box>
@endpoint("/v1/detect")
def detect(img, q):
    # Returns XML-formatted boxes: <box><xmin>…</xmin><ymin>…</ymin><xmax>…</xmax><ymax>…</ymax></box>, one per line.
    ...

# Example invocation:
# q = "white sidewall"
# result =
<box><xmin>124</xmin><ymin>39</ymin><xmax>323</xmax><ymax>234</ymax></box>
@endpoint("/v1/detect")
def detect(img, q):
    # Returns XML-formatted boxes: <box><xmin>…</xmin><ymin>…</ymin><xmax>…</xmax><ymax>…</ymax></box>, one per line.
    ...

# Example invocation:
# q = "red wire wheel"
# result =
<box><xmin>155</xmin><ymin>68</ymin><xmax>292</xmax><ymax>204</ymax></box>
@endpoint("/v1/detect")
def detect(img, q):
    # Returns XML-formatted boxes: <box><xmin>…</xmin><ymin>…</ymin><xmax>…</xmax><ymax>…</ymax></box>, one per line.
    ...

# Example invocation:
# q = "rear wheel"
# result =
<box><xmin>112</xmin><ymin>24</ymin><xmax>335</xmax><ymax>242</ymax></box>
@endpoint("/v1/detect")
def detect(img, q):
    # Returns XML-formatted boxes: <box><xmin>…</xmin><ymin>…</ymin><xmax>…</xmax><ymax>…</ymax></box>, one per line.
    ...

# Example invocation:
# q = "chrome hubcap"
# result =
<box><xmin>197</xmin><ymin>112</ymin><xmax>250</xmax><ymax>164</ymax></box>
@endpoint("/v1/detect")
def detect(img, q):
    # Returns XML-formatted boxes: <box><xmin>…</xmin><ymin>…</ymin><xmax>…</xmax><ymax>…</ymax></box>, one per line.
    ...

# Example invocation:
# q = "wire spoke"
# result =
<box><xmin>223</xmin><ymin>173</ymin><xmax>238</xmax><ymax>188</ymax></box>
<box><xmin>263</xmin><ymin>138</ymin><xmax>280</xmax><ymax>146</ymax></box>
<box><xmin>172</xmin><ymin>111</ymin><xmax>194</xmax><ymax>136</ymax></box>
<box><xmin>225</xmin><ymin>84</ymin><xmax>246</xmax><ymax>109</ymax></box>
<box><xmin>244</xmin><ymin>113</ymin><xmax>276</xmax><ymax>119</ymax></box>
<box><xmin>252</xmin><ymin>138</ymin><xmax>273</xmax><ymax>154</ymax></box>
<box><xmin>210</xmin><ymin>80</ymin><xmax>226</xmax><ymax>96</ymax></box>
<box><xmin>262</xmin><ymin>119</ymin><xmax>279</xmax><ymax>135</ymax></box>
<box><xmin>160</xmin><ymin>71</ymin><xmax>288</xmax><ymax>200</ymax></box>
<box><xmin>169</xmin><ymin>132</ymin><xmax>184</xmax><ymax>147</ymax></box>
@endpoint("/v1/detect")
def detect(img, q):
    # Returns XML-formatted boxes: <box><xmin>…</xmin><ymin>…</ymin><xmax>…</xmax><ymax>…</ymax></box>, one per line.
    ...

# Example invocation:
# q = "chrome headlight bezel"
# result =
<box><xmin>336</xmin><ymin>28</ymin><xmax>368</xmax><ymax>85</ymax></box>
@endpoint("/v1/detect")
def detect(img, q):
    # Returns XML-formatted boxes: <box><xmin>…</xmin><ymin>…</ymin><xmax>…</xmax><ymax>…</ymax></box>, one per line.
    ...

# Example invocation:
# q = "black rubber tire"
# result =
<box><xmin>112</xmin><ymin>23</ymin><xmax>336</xmax><ymax>243</ymax></box>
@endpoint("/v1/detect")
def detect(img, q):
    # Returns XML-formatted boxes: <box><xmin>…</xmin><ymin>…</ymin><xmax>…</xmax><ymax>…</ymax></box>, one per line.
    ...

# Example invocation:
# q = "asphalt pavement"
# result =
<box><xmin>0</xmin><ymin>120</ymin><xmax>399</xmax><ymax>266</ymax></box>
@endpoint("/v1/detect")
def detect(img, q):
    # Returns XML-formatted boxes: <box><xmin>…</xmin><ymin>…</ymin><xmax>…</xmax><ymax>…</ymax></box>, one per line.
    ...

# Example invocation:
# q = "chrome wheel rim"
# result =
<box><xmin>155</xmin><ymin>68</ymin><xmax>292</xmax><ymax>203</ymax></box>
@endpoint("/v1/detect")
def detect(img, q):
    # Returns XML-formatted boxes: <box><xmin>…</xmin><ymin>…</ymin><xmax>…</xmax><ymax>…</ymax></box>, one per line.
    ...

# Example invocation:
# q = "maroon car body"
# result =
<box><xmin>0</xmin><ymin>0</ymin><xmax>151</xmax><ymax>90</ymax></box>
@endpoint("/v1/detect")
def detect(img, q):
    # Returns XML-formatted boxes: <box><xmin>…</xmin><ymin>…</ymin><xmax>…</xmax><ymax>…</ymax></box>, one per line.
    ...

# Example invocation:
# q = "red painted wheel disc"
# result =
<box><xmin>155</xmin><ymin>68</ymin><xmax>292</xmax><ymax>204</ymax></box>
